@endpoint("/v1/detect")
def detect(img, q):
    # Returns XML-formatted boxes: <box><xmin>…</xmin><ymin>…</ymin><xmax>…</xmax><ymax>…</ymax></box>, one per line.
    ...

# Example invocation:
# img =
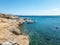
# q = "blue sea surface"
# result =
<box><xmin>20</xmin><ymin>16</ymin><xmax>60</xmax><ymax>45</ymax></box>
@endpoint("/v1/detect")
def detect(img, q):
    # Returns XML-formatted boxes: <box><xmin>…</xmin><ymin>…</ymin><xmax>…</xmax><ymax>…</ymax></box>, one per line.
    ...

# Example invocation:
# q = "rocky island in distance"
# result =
<box><xmin>0</xmin><ymin>13</ymin><xmax>29</xmax><ymax>45</ymax></box>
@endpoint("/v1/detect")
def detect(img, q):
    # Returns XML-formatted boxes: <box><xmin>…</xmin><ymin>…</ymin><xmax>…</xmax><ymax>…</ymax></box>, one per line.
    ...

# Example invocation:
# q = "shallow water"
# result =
<box><xmin>20</xmin><ymin>16</ymin><xmax>60</xmax><ymax>45</ymax></box>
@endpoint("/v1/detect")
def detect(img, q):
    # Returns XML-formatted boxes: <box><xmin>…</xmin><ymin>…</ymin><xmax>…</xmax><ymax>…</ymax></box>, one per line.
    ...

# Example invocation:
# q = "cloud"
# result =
<box><xmin>39</xmin><ymin>8</ymin><xmax>60</xmax><ymax>15</ymax></box>
<box><xmin>19</xmin><ymin>8</ymin><xmax>60</xmax><ymax>16</ymax></box>
<box><xmin>51</xmin><ymin>8</ymin><xmax>59</xmax><ymax>11</ymax></box>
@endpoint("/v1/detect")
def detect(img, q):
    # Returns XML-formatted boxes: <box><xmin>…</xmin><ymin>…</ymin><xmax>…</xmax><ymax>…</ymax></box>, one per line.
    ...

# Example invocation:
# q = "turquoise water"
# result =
<box><xmin>20</xmin><ymin>16</ymin><xmax>60</xmax><ymax>45</ymax></box>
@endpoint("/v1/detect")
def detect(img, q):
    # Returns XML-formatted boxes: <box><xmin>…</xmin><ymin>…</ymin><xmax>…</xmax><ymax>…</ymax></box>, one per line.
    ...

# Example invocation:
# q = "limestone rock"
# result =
<box><xmin>0</xmin><ymin>14</ymin><xmax>29</xmax><ymax>45</ymax></box>
<box><xmin>0</xmin><ymin>13</ymin><xmax>18</xmax><ymax>19</ymax></box>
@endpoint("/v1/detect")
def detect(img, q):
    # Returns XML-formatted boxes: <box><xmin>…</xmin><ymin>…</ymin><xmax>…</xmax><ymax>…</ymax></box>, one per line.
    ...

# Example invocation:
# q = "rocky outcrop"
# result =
<box><xmin>23</xmin><ymin>18</ymin><xmax>35</xmax><ymax>23</ymax></box>
<box><xmin>0</xmin><ymin>14</ymin><xmax>29</xmax><ymax>45</ymax></box>
<box><xmin>0</xmin><ymin>13</ymin><xmax>18</xmax><ymax>19</ymax></box>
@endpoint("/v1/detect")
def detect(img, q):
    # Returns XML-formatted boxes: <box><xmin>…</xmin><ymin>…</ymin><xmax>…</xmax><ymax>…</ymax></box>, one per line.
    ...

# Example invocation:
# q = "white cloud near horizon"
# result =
<box><xmin>19</xmin><ymin>8</ymin><xmax>60</xmax><ymax>16</ymax></box>
<box><xmin>43</xmin><ymin>8</ymin><xmax>60</xmax><ymax>15</ymax></box>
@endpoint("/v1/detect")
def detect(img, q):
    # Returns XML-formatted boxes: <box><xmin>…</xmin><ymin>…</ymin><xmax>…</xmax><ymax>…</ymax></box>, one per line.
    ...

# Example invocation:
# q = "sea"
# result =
<box><xmin>19</xmin><ymin>16</ymin><xmax>60</xmax><ymax>45</ymax></box>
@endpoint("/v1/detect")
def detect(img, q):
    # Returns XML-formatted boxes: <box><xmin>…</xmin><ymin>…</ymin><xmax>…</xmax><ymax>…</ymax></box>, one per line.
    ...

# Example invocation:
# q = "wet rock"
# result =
<box><xmin>23</xmin><ymin>18</ymin><xmax>35</xmax><ymax>24</ymax></box>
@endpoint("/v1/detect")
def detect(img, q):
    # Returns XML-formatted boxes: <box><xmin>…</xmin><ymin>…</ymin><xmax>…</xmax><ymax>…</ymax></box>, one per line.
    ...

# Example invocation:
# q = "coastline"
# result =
<box><xmin>0</xmin><ymin>14</ymin><xmax>29</xmax><ymax>45</ymax></box>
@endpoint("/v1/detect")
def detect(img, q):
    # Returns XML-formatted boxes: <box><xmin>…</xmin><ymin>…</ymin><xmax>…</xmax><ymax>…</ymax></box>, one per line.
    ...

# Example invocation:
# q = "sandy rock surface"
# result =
<box><xmin>0</xmin><ymin>14</ymin><xmax>29</xmax><ymax>45</ymax></box>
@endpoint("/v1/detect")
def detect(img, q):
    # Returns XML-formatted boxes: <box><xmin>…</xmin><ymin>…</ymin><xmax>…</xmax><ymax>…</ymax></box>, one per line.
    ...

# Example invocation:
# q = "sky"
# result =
<box><xmin>0</xmin><ymin>0</ymin><xmax>60</xmax><ymax>15</ymax></box>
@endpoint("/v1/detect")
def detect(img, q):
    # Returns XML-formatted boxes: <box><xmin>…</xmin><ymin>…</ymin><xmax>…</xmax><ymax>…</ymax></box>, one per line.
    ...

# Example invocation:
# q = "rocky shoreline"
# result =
<box><xmin>0</xmin><ymin>14</ymin><xmax>29</xmax><ymax>45</ymax></box>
